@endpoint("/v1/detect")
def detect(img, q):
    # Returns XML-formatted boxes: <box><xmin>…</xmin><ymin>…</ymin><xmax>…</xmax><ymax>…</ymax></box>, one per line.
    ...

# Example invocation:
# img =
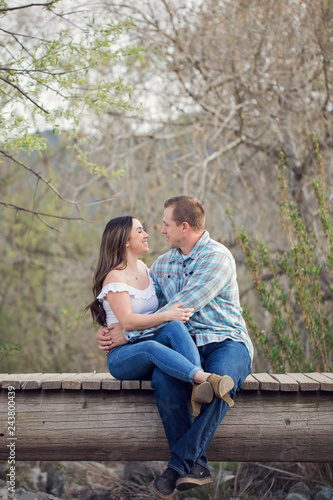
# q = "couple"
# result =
<box><xmin>88</xmin><ymin>195</ymin><xmax>253</xmax><ymax>499</ymax></box>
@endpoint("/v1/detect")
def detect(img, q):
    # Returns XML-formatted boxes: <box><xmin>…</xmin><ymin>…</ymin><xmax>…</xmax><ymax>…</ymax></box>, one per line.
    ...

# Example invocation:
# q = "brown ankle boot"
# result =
<box><xmin>191</xmin><ymin>381</ymin><xmax>214</xmax><ymax>417</ymax></box>
<box><xmin>207</xmin><ymin>374</ymin><xmax>235</xmax><ymax>407</ymax></box>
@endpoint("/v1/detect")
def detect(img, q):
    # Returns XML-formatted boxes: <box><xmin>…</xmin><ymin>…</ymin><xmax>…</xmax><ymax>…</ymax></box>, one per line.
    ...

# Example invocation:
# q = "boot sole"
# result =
<box><xmin>150</xmin><ymin>480</ymin><xmax>174</xmax><ymax>499</ymax></box>
<box><xmin>176</xmin><ymin>475</ymin><xmax>213</xmax><ymax>491</ymax></box>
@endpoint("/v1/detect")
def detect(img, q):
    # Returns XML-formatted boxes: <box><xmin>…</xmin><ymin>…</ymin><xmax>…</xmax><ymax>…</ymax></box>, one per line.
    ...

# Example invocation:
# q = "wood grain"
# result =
<box><xmin>1</xmin><ymin>373</ymin><xmax>332</xmax><ymax>462</ymax></box>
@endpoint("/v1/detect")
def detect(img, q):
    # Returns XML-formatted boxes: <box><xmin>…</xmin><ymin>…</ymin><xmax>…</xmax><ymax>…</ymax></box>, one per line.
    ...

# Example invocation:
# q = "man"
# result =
<box><xmin>97</xmin><ymin>195</ymin><xmax>253</xmax><ymax>499</ymax></box>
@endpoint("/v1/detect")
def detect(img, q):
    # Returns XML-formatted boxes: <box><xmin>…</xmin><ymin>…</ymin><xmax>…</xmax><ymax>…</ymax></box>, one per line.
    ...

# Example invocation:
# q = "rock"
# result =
<box><xmin>287</xmin><ymin>482</ymin><xmax>312</xmax><ymax>500</ymax></box>
<box><xmin>46</xmin><ymin>465</ymin><xmax>64</xmax><ymax>498</ymax></box>
<box><xmin>14</xmin><ymin>488</ymin><xmax>62</xmax><ymax>499</ymax></box>
<box><xmin>30</xmin><ymin>466</ymin><xmax>47</xmax><ymax>493</ymax></box>
<box><xmin>272</xmin><ymin>490</ymin><xmax>286</xmax><ymax>499</ymax></box>
<box><xmin>86</xmin><ymin>493</ymin><xmax>111</xmax><ymax>500</ymax></box>
<box><xmin>0</xmin><ymin>487</ymin><xmax>9</xmax><ymax>499</ymax></box>
<box><xmin>286</xmin><ymin>494</ymin><xmax>310</xmax><ymax>500</ymax></box>
<box><xmin>0</xmin><ymin>463</ymin><xmax>5</xmax><ymax>481</ymax></box>
<box><xmin>315</xmin><ymin>487</ymin><xmax>333</xmax><ymax>500</ymax></box>
<box><xmin>61</xmin><ymin>461</ymin><xmax>120</xmax><ymax>500</ymax></box>
<box><xmin>123</xmin><ymin>461</ymin><xmax>161</xmax><ymax>484</ymax></box>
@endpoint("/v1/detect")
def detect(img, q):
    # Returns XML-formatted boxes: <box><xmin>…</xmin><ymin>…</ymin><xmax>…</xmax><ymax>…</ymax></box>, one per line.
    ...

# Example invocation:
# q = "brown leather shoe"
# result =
<box><xmin>191</xmin><ymin>381</ymin><xmax>214</xmax><ymax>417</ymax></box>
<box><xmin>207</xmin><ymin>374</ymin><xmax>235</xmax><ymax>407</ymax></box>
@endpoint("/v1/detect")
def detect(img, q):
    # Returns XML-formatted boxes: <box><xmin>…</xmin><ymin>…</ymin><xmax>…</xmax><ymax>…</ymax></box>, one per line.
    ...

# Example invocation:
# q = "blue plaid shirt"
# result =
<box><xmin>127</xmin><ymin>231</ymin><xmax>253</xmax><ymax>362</ymax></box>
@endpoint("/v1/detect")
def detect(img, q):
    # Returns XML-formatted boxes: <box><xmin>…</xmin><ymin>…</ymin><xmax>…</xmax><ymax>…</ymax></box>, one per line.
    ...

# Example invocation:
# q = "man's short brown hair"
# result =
<box><xmin>164</xmin><ymin>195</ymin><xmax>205</xmax><ymax>232</ymax></box>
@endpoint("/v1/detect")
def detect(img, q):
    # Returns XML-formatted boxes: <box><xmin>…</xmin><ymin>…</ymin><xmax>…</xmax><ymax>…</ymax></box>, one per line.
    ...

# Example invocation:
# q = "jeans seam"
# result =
<box><xmin>188</xmin><ymin>366</ymin><xmax>200</xmax><ymax>383</ymax></box>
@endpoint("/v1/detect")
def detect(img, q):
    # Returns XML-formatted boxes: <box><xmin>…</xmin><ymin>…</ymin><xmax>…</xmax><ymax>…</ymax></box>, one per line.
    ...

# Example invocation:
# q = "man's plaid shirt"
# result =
<box><xmin>128</xmin><ymin>231</ymin><xmax>253</xmax><ymax>362</ymax></box>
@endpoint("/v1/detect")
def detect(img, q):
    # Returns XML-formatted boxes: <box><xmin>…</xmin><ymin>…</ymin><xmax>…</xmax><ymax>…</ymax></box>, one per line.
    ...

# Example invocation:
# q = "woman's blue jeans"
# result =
<box><xmin>107</xmin><ymin>321</ymin><xmax>202</xmax><ymax>383</ymax></box>
<box><xmin>151</xmin><ymin>338</ymin><xmax>252</xmax><ymax>476</ymax></box>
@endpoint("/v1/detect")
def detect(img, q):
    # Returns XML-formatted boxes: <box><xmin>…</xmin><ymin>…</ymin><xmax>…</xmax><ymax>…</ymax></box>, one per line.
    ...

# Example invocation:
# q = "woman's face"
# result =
<box><xmin>127</xmin><ymin>218</ymin><xmax>149</xmax><ymax>255</ymax></box>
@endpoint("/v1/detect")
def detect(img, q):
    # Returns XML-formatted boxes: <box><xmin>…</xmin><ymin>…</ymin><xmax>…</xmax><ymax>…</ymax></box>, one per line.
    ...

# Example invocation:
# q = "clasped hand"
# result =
<box><xmin>96</xmin><ymin>322</ymin><xmax>127</xmax><ymax>353</ymax></box>
<box><xmin>96</xmin><ymin>303</ymin><xmax>193</xmax><ymax>353</ymax></box>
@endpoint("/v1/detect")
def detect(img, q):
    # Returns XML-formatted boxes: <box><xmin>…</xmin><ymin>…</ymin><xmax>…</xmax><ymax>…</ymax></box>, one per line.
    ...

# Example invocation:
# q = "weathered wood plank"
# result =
<box><xmin>271</xmin><ymin>374</ymin><xmax>299</xmax><ymax>392</ymax></box>
<box><xmin>21</xmin><ymin>373</ymin><xmax>49</xmax><ymax>390</ymax></box>
<box><xmin>287</xmin><ymin>373</ymin><xmax>320</xmax><ymax>391</ymax></box>
<box><xmin>1</xmin><ymin>373</ymin><xmax>333</xmax><ymax>392</ymax></box>
<box><xmin>0</xmin><ymin>389</ymin><xmax>332</xmax><ymax>462</ymax></box>
<box><xmin>102</xmin><ymin>375</ymin><xmax>121</xmax><ymax>391</ymax></box>
<box><xmin>306</xmin><ymin>372</ymin><xmax>333</xmax><ymax>391</ymax></box>
<box><xmin>240</xmin><ymin>374</ymin><xmax>259</xmax><ymax>391</ymax></box>
<box><xmin>252</xmin><ymin>373</ymin><xmax>279</xmax><ymax>391</ymax></box>
<box><xmin>82</xmin><ymin>373</ymin><xmax>113</xmax><ymax>391</ymax></box>
<box><xmin>61</xmin><ymin>373</ymin><xmax>95</xmax><ymax>390</ymax></box>
<box><xmin>0</xmin><ymin>374</ymin><xmax>19</xmax><ymax>390</ymax></box>
<box><xmin>121</xmin><ymin>380</ymin><xmax>141</xmax><ymax>390</ymax></box>
<box><xmin>323</xmin><ymin>372</ymin><xmax>333</xmax><ymax>381</ymax></box>
<box><xmin>0</xmin><ymin>373</ymin><xmax>43</xmax><ymax>390</ymax></box>
<box><xmin>0</xmin><ymin>374</ymin><xmax>8</xmax><ymax>390</ymax></box>
<box><xmin>141</xmin><ymin>380</ymin><xmax>154</xmax><ymax>390</ymax></box>
<box><xmin>41</xmin><ymin>373</ymin><xmax>77</xmax><ymax>390</ymax></box>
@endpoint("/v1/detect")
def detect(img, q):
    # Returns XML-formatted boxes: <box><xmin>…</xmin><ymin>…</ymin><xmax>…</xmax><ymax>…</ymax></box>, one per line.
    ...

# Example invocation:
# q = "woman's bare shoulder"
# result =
<box><xmin>103</xmin><ymin>269</ymin><xmax>126</xmax><ymax>287</ymax></box>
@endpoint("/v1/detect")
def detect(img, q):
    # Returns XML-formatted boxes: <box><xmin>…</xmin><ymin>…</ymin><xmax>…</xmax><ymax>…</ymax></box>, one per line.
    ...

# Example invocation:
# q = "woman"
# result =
<box><xmin>86</xmin><ymin>216</ymin><xmax>234</xmax><ymax>417</ymax></box>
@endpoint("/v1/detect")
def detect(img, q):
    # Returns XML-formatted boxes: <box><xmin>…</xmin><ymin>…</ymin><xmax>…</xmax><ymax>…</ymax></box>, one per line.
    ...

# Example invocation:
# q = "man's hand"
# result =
<box><xmin>96</xmin><ymin>323</ymin><xmax>127</xmax><ymax>353</ymax></box>
<box><xmin>109</xmin><ymin>322</ymin><xmax>128</xmax><ymax>347</ymax></box>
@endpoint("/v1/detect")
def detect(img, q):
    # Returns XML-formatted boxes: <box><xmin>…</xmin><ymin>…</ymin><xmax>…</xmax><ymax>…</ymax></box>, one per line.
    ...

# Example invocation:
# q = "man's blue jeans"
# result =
<box><xmin>151</xmin><ymin>338</ymin><xmax>252</xmax><ymax>476</ymax></box>
<box><xmin>107</xmin><ymin>321</ymin><xmax>202</xmax><ymax>383</ymax></box>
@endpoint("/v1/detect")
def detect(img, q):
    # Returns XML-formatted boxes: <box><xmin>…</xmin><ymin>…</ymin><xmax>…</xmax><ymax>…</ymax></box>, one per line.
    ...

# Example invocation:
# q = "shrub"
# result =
<box><xmin>226</xmin><ymin>136</ymin><xmax>333</xmax><ymax>372</ymax></box>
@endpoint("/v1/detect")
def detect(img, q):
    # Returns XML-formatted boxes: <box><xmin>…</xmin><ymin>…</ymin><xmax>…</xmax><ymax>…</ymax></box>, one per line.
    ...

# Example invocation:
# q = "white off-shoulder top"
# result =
<box><xmin>97</xmin><ymin>273</ymin><xmax>159</xmax><ymax>328</ymax></box>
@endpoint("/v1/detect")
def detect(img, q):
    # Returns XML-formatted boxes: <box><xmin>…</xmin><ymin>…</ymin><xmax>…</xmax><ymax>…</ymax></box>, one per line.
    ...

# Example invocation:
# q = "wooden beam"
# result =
<box><xmin>0</xmin><ymin>373</ymin><xmax>332</xmax><ymax>462</ymax></box>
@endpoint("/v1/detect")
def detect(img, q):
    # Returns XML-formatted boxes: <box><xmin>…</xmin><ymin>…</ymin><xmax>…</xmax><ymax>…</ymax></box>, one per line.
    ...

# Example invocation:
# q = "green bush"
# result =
<box><xmin>226</xmin><ymin>136</ymin><xmax>333</xmax><ymax>372</ymax></box>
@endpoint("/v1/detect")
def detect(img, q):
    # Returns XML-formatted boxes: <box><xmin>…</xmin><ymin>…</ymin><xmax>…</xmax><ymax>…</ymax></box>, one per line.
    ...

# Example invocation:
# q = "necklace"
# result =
<box><xmin>127</xmin><ymin>269</ymin><xmax>139</xmax><ymax>280</ymax></box>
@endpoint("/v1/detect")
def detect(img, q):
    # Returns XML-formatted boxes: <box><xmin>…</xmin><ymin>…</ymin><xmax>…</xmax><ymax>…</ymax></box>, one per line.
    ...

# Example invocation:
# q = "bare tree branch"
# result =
<box><xmin>0</xmin><ymin>149</ymin><xmax>79</xmax><ymax>203</ymax></box>
<box><xmin>0</xmin><ymin>201</ymin><xmax>83</xmax><ymax>221</ymax></box>
<box><xmin>0</xmin><ymin>76</ymin><xmax>49</xmax><ymax>113</ymax></box>
<box><xmin>0</xmin><ymin>2</ymin><xmax>55</xmax><ymax>13</ymax></box>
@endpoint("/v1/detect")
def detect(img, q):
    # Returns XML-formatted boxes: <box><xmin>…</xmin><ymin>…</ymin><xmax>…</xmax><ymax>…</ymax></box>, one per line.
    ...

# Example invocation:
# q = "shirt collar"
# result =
<box><xmin>169</xmin><ymin>231</ymin><xmax>209</xmax><ymax>263</ymax></box>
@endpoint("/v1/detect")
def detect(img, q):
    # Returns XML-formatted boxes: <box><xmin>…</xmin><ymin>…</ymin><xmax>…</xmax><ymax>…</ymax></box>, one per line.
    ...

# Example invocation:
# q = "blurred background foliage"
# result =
<box><xmin>0</xmin><ymin>0</ymin><xmax>332</xmax><ymax>373</ymax></box>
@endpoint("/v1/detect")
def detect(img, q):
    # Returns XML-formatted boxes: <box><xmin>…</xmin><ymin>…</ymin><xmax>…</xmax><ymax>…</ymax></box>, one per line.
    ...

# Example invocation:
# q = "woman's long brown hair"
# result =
<box><xmin>86</xmin><ymin>216</ymin><xmax>134</xmax><ymax>325</ymax></box>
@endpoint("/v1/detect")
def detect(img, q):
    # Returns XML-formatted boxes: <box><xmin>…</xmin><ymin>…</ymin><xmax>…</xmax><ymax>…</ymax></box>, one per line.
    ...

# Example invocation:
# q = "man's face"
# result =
<box><xmin>161</xmin><ymin>206</ymin><xmax>184</xmax><ymax>249</ymax></box>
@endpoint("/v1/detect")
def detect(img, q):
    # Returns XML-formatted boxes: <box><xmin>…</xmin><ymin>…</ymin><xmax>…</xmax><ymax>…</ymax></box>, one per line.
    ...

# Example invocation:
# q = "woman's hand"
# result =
<box><xmin>96</xmin><ymin>323</ymin><xmax>127</xmax><ymax>353</ymax></box>
<box><xmin>165</xmin><ymin>303</ymin><xmax>194</xmax><ymax>323</ymax></box>
<box><xmin>96</xmin><ymin>326</ymin><xmax>113</xmax><ymax>353</ymax></box>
